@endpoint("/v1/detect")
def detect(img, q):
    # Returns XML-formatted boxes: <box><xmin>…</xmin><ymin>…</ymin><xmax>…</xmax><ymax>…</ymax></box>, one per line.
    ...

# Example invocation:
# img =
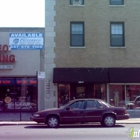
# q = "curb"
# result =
<box><xmin>0</xmin><ymin>121</ymin><xmax>37</xmax><ymax>125</ymax></box>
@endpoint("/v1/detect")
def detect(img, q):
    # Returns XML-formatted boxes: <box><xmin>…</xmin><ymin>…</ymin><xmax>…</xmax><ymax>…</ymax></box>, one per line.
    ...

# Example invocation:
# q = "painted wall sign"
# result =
<box><xmin>9</xmin><ymin>33</ymin><xmax>44</xmax><ymax>50</ymax></box>
<box><xmin>0</xmin><ymin>44</ymin><xmax>16</xmax><ymax>64</ymax></box>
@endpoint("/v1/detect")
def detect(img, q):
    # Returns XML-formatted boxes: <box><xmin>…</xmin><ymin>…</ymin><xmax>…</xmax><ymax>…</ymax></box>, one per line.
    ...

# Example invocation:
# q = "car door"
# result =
<box><xmin>83</xmin><ymin>100</ymin><xmax>104</xmax><ymax>122</ymax></box>
<box><xmin>60</xmin><ymin>100</ymin><xmax>85</xmax><ymax>123</ymax></box>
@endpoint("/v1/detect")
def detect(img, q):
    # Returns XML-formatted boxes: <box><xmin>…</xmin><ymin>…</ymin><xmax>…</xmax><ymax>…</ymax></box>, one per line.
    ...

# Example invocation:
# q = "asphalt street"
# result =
<box><xmin>0</xmin><ymin>123</ymin><xmax>140</xmax><ymax>140</ymax></box>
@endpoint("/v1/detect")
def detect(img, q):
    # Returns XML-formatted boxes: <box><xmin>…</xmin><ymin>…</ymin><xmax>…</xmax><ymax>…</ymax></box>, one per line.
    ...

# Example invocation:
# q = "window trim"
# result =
<box><xmin>70</xmin><ymin>22</ymin><xmax>85</xmax><ymax>47</ymax></box>
<box><xmin>110</xmin><ymin>0</ymin><xmax>124</xmax><ymax>5</ymax></box>
<box><xmin>69</xmin><ymin>0</ymin><xmax>85</xmax><ymax>6</ymax></box>
<box><xmin>110</xmin><ymin>22</ymin><xmax>125</xmax><ymax>47</ymax></box>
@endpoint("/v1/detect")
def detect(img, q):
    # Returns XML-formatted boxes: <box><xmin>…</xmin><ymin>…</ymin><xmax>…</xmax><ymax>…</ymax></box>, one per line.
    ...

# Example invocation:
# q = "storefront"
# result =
<box><xmin>108</xmin><ymin>68</ymin><xmax>140</xmax><ymax>107</ymax></box>
<box><xmin>53</xmin><ymin>68</ymin><xmax>108</xmax><ymax>107</ymax></box>
<box><xmin>58</xmin><ymin>83</ymin><xmax>107</xmax><ymax>107</ymax></box>
<box><xmin>0</xmin><ymin>28</ymin><xmax>44</xmax><ymax>112</ymax></box>
<box><xmin>109</xmin><ymin>84</ymin><xmax>140</xmax><ymax>107</ymax></box>
<box><xmin>0</xmin><ymin>78</ymin><xmax>37</xmax><ymax>112</ymax></box>
<box><xmin>54</xmin><ymin>68</ymin><xmax>140</xmax><ymax>108</ymax></box>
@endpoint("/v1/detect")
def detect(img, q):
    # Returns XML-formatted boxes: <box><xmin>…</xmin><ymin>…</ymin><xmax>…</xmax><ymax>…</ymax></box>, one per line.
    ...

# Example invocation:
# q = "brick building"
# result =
<box><xmin>44</xmin><ymin>0</ymin><xmax>140</xmax><ymax>109</ymax></box>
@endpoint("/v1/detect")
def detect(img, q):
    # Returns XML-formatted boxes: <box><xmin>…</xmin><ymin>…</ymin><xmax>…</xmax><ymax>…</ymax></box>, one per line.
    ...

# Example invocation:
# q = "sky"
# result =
<box><xmin>0</xmin><ymin>0</ymin><xmax>45</xmax><ymax>27</ymax></box>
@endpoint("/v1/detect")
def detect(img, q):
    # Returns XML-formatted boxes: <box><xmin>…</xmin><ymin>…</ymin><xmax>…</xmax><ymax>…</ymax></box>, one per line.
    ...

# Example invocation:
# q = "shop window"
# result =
<box><xmin>126</xmin><ymin>85</ymin><xmax>140</xmax><ymax>102</ymax></box>
<box><xmin>93</xmin><ymin>84</ymin><xmax>107</xmax><ymax>101</ymax></box>
<box><xmin>76</xmin><ymin>86</ymin><xmax>86</xmax><ymax>99</ymax></box>
<box><xmin>58</xmin><ymin>84</ymin><xmax>70</xmax><ymax>107</ymax></box>
<box><xmin>109</xmin><ymin>85</ymin><xmax>125</xmax><ymax>107</ymax></box>
<box><xmin>0</xmin><ymin>78</ymin><xmax>37</xmax><ymax>112</ymax></box>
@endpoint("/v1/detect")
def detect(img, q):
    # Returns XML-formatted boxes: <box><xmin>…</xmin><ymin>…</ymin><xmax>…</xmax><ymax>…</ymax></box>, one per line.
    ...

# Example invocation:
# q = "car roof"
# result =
<box><xmin>71</xmin><ymin>98</ymin><xmax>103</xmax><ymax>102</ymax></box>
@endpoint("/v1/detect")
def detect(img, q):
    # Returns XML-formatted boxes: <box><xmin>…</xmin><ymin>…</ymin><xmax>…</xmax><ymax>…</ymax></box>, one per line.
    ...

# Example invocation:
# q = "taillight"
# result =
<box><xmin>124</xmin><ymin>109</ymin><xmax>127</xmax><ymax>114</ymax></box>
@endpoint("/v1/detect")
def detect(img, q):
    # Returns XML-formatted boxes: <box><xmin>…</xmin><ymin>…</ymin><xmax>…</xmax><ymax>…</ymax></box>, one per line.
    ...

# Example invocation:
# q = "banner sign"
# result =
<box><xmin>0</xmin><ymin>78</ymin><xmax>37</xmax><ymax>86</ymax></box>
<box><xmin>0</xmin><ymin>78</ymin><xmax>15</xmax><ymax>85</ymax></box>
<box><xmin>16</xmin><ymin>79</ymin><xmax>37</xmax><ymax>85</ymax></box>
<box><xmin>9</xmin><ymin>33</ymin><xmax>44</xmax><ymax>50</ymax></box>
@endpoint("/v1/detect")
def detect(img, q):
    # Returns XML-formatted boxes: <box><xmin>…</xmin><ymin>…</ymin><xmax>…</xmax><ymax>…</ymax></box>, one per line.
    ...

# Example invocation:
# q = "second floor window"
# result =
<box><xmin>70</xmin><ymin>0</ymin><xmax>84</xmax><ymax>5</ymax></box>
<box><xmin>70</xmin><ymin>22</ymin><xmax>84</xmax><ymax>47</ymax></box>
<box><xmin>110</xmin><ymin>22</ymin><xmax>125</xmax><ymax>47</ymax></box>
<box><xmin>110</xmin><ymin>0</ymin><xmax>124</xmax><ymax>5</ymax></box>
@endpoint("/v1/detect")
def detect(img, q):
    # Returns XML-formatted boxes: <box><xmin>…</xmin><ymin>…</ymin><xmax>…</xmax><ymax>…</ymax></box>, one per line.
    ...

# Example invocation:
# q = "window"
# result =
<box><xmin>69</xmin><ymin>100</ymin><xmax>84</xmax><ymax>110</ymax></box>
<box><xmin>110</xmin><ymin>22</ymin><xmax>125</xmax><ymax>47</ymax></box>
<box><xmin>109</xmin><ymin>85</ymin><xmax>125</xmax><ymax>106</ymax></box>
<box><xmin>70</xmin><ymin>22</ymin><xmax>84</xmax><ymax>46</ymax></box>
<box><xmin>58</xmin><ymin>84</ymin><xmax>70</xmax><ymax>107</ymax></box>
<box><xmin>110</xmin><ymin>0</ymin><xmax>124</xmax><ymax>5</ymax></box>
<box><xmin>70</xmin><ymin>0</ymin><xmax>84</xmax><ymax>5</ymax></box>
<box><xmin>0</xmin><ymin>78</ymin><xmax>37</xmax><ymax>111</ymax></box>
<box><xmin>86</xmin><ymin>100</ymin><xmax>97</xmax><ymax>109</ymax></box>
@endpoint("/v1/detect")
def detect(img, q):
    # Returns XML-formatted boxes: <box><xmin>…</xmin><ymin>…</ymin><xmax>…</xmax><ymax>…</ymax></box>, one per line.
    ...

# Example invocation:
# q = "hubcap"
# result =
<box><xmin>48</xmin><ymin>117</ymin><xmax>58</xmax><ymax>127</ymax></box>
<box><xmin>104</xmin><ymin>116</ymin><xmax>114</xmax><ymax>126</ymax></box>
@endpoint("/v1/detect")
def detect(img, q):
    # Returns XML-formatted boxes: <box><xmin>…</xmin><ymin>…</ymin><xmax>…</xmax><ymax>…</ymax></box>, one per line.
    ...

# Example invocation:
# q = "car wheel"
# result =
<box><xmin>47</xmin><ymin>116</ymin><xmax>59</xmax><ymax>128</ymax></box>
<box><xmin>102</xmin><ymin>115</ymin><xmax>115</xmax><ymax>127</ymax></box>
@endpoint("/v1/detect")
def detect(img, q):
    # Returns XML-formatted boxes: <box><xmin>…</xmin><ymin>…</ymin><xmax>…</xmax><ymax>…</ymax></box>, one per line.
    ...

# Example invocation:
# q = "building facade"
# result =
<box><xmin>45</xmin><ymin>0</ymin><xmax>140</xmax><ymax>109</ymax></box>
<box><xmin>0</xmin><ymin>28</ymin><xmax>44</xmax><ymax>112</ymax></box>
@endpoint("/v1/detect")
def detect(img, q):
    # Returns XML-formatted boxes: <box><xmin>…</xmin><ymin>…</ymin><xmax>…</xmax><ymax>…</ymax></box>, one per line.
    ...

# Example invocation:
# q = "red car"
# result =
<box><xmin>30</xmin><ymin>98</ymin><xmax>129</xmax><ymax>128</ymax></box>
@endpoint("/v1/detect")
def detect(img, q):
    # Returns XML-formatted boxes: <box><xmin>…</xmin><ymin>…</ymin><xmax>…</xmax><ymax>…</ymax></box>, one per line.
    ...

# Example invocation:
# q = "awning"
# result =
<box><xmin>109</xmin><ymin>68</ymin><xmax>140</xmax><ymax>83</ymax></box>
<box><xmin>53</xmin><ymin>68</ymin><xmax>109</xmax><ymax>83</ymax></box>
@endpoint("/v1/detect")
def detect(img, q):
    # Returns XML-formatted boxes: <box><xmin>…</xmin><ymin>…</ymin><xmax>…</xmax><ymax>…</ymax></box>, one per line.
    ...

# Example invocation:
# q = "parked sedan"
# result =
<box><xmin>126</xmin><ymin>96</ymin><xmax>140</xmax><ymax>109</ymax></box>
<box><xmin>30</xmin><ymin>98</ymin><xmax>129</xmax><ymax>128</ymax></box>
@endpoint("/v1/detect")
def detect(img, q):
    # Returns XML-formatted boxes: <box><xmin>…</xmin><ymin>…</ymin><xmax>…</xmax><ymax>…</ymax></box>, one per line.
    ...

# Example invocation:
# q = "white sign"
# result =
<box><xmin>37</xmin><ymin>71</ymin><xmax>45</xmax><ymax>79</ymax></box>
<box><xmin>0</xmin><ymin>65</ymin><xmax>13</xmax><ymax>69</ymax></box>
<box><xmin>9</xmin><ymin>33</ymin><xmax>44</xmax><ymax>50</ymax></box>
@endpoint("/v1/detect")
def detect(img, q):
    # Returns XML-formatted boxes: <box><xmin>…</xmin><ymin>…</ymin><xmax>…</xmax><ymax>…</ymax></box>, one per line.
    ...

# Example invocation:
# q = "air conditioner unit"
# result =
<box><xmin>73</xmin><ymin>0</ymin><xmax>82</xmax><ymax>5</ymax></box>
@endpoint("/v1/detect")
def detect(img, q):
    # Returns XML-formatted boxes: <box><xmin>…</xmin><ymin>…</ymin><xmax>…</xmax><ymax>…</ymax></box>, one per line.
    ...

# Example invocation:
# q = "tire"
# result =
<box><xmin>47</xmin><ymin>116</ymin><xmax>59</xmax><ymax>128</ymax></box>
<box><xmin>101</xmin><ymin>115</ymin><xmax>115</xmax><ymax>127</ymax></box>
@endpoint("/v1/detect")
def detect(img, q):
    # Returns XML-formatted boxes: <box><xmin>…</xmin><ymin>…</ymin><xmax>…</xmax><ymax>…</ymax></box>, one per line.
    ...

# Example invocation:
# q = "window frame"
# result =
<box><xmin>110</xmin><ymin>22</ymin><xmax>125</xmax><ymax>47</ymax></box>
<box><xmin>70</xmin><ymin>0</ymin><xmax>84</xmax><ymax>5</ymax></box>
<box><xmin>110</xmin><ymin>0</ymin><xmax>124</xmax><ymax>5</ymax></box>
<box><xmin>70</xmin><ymin>22</ymin><xmax>85</xmax><ymax>47</ymax></box>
